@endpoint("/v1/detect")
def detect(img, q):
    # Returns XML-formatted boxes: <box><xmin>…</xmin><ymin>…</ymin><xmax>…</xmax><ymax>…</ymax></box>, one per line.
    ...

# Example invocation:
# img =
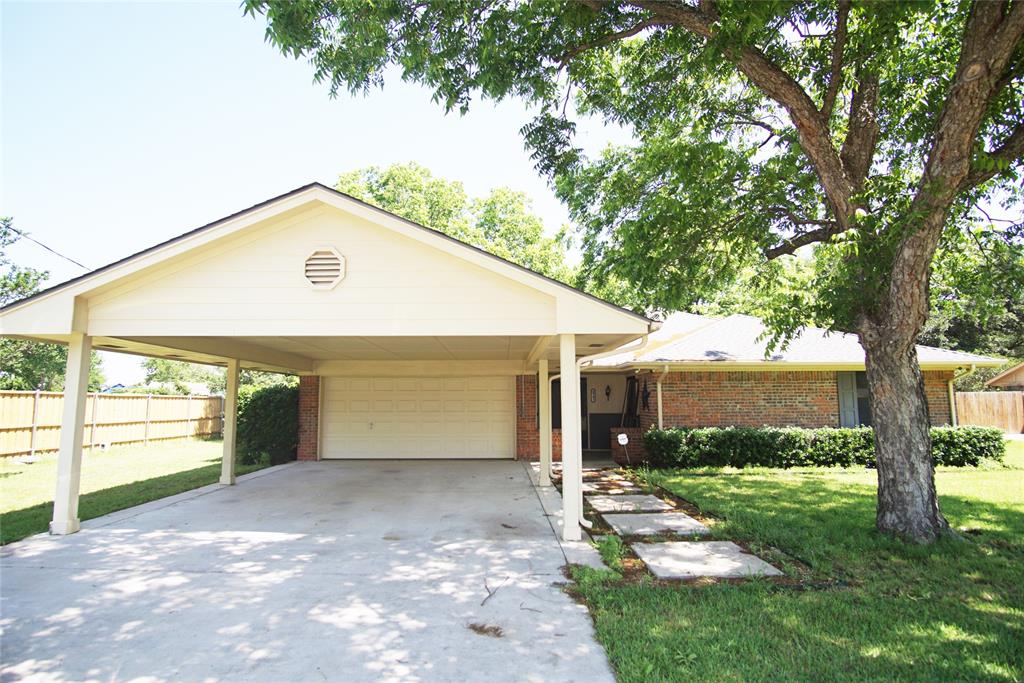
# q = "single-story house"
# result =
<box><xmin>986</xmin><ymin>361</ymin><xmax>1024</xmax><ymax>391</ymax></box>
<box><xmin>569</xmin><ymin>313</ymin><xmax>1003</xmax><ymax>461</ymax></box>
<box><xmin>0</xmin><ymin>182</ymin><xmax>657</xmax><ymax>542</ymax></box>
<box><xmin>0</xmin><ymin>182</ymin><xmax>1001</xmax><ymax>541</ymax></box>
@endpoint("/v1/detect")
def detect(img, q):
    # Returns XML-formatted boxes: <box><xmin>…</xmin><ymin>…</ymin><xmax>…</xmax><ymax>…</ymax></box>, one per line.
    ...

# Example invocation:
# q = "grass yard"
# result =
<box><xmin>573</xmin><ymin>440</ymin><xmax>1024</xmax><ymax>682</ymax></box>
<box><xmin>0</xmin><ymin>438</ymin><xmax>270</xmax><ymax>544</ymax></box>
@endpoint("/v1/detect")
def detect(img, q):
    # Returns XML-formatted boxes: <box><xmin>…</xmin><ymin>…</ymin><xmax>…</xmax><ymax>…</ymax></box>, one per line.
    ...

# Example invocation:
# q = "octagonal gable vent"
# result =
<box><xmin>304</xmin><ymin>247</ymin><xmax>345</xmax><ymax>290</ymax></box>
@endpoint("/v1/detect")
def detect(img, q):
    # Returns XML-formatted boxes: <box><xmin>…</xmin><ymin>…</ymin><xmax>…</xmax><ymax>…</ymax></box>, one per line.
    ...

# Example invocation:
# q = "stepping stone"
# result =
<box><xmin>632</xmin><ymin>541</ymin><xmax>783</xmax><ymax>579</ymax></box>
<box><xmin>582</xmin><ymin>480</ymin><xmax>641</xmax><ymax>493</ymax></box>
<box><xmin>586</xmin><ymin>494</ymin><xmax>673</xmax><ymax>513</ymax></box>
<box><xmin>603</xmin><ymin>512</ymin><xmax>710</xmax><ymax>536</ymax></box>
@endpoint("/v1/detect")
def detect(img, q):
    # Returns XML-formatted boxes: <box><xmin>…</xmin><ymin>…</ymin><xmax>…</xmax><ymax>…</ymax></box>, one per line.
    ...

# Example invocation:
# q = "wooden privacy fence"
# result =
<box><xmin>0</xmin><ymin>391</ymin><xmax>224</xmax><ymax>457</ymax></box>
<box><xmin>955</xmin><ymin>391</ymin><xmax>1024</xmax><ymax>434</ymax></box>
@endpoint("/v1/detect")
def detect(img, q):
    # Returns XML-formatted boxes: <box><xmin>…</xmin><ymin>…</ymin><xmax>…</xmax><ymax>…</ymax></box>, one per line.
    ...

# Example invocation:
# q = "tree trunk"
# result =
<box><xmin>859</xmin><ymin>328</ymin><xmax>949</xmax><ymax>543</ymax></box>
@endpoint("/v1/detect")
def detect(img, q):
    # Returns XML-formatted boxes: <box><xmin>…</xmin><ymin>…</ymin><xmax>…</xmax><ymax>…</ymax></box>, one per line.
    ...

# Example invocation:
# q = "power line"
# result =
<box><xmin>5</xmin><ymin>225</ymin><xmax>90</xmax><ymax>271</ymax></box>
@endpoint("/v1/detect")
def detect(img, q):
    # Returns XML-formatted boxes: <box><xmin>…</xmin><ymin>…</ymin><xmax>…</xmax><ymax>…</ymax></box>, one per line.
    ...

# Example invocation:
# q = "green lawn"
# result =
<box><xmin>0</xmin><ymin>438</ymin><xmax>269</xmax><ymax>544</ymax></box>
<box><xmin>573</xmin><ymin>440</ymin><xmax>1024</xmax><ymax>682</ymax></box>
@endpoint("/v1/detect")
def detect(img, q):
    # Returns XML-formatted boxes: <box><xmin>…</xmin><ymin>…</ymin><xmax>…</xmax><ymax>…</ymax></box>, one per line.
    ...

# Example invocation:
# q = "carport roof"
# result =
<box><xmin>0</xmin><ymin>182</ymin><xmax>650</xmax><ymax>324</ymax></box>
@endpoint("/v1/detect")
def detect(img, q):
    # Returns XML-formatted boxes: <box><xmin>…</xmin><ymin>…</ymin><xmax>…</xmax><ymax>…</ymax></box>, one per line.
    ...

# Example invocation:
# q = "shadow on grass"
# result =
<box><xmin>583</xmin><ymin>471</ymin><xmax>1024</xmax><ymax>682</ymax></box>
<box><xmin>1</xmin><ymin>461</ymin><xmax>268</xmax><ymax>545</ymax></box>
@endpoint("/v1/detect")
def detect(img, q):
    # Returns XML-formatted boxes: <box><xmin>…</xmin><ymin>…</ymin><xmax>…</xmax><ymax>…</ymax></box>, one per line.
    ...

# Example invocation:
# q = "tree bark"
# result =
<box><xmin>859</xmin><ymin>322</ymin><xmax>949</xmax><ymax>543</ymax></box>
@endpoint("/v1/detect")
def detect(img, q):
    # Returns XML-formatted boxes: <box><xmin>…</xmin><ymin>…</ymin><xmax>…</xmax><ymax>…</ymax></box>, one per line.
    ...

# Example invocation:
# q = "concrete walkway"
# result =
<box><xmin>0</xmin><ymin>461</ymin><xmax>614</xmax><ymax>683</ymax></box>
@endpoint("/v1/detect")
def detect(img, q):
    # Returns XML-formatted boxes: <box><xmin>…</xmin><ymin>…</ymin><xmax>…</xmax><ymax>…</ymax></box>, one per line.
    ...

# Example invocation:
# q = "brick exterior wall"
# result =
<box><xmin>610</xmin><ymin>427</ymin><xmax>646</xmax><ymax>465</ymax></box>
<box><xmin>639</xmin><ymin>370</ymin><xmax>841</xmax><ymax>430</ymax></box>
<box><xmin>297</xmin><ymin>375</ymin><xmax>320</xmax><ymax>461</ymax></box>
<box><xmin>515</xmin><ymin>374</ymin><xmax>561</xmax><ymax>461</ymax></box>
<box><xmin>294</xmin><ymin>369</ymin><xmax>954</xmax><ymax>465</ymax></box>
<box><xmin>633</xmin><ymin>369</ymin><xmax>954</xmax><ymax>432</ymax></box>
<box><xmin>923</xmin><ymin>370</ymin><xmax>954</xmax><ymax>426</ymax></box>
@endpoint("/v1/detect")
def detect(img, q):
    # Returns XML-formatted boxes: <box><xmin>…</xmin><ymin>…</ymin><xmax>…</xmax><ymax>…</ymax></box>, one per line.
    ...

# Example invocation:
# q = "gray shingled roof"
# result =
<box><xmin>594</xmin><ymin>313</ymin><xmax>1004</xmax><ymax>368</ymax></box>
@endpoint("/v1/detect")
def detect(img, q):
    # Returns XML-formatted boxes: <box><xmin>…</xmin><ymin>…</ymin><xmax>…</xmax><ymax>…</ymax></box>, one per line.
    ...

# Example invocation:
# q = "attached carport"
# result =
<box><xmin>0</xmin><ymin>183</ymin><xmax>655</xmax><ymax>541</ymax></box>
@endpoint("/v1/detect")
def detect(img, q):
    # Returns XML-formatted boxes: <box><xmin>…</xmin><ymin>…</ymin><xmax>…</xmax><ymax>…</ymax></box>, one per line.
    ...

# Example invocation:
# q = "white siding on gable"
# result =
<box><xmin>85</xmin><ymin>206</ymin><xmax>557</xmax><ymax>337</ymax></box>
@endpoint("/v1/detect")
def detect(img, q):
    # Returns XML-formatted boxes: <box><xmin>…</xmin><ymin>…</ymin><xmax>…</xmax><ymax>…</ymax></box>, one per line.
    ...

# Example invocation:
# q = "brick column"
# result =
<box><xmin>515</xmin><ymin>374</ymin><xmax>563</xmax><ymax>461</ymax></box>
<box><xmin>516</xmin><ymin>375</ymin><xmax>539</xmax><ymax>460</ymax></box>
<box><xmin>297</xmin><ymin>376</ymin><xmax>320</xmax><ymax>461</ymax></box>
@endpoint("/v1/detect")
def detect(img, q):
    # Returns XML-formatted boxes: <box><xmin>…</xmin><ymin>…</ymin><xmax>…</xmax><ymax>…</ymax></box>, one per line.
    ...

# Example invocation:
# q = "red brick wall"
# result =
<box><xmin>923</xmin><ymin>370</ymin><xmax>954</xmax><ymax>426</ymax></box>
<box><xmin>610</xmin><ymin>427</ymin><xmax>647</xmax><ymax>465</ymax></box>
<box><xmin>297</xmin><ymin>375</ymin><xmax>320</xmax><ymax>461</ymax></box>
<box><xmin>635</xmin><ymin>369</ymin><xmax>954</xmax><ymax>431</ymax></box>
<box><xmin>638</xmin><ymin>370</ymin><xmax>840</xmax><ymax>429</ymax></box>
<box><xmin>515</xmin><ymin>374</ymin><xmax>561</xmax><ymax>461</ymax></box>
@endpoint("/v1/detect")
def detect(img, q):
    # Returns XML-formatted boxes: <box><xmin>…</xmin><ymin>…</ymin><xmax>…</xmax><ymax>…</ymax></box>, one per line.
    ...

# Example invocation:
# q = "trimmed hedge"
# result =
<box><xmin>237</xmin><ymin>384</ymin><xmax>299</xmax><ymax>465</ymax></box>
<box><xmin>643</xmin><ymin>426</ymin><xmax>1006</xmax><ymax>469</ymax></box>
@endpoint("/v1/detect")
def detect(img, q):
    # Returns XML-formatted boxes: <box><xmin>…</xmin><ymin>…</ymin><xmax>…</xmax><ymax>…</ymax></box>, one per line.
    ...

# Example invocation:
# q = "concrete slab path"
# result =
<box><xmin>603</xmin><ymin>512</ymin><xmax>710</xmax><ymax>537</ymax></box>
<box><xmin>1</xmin><ymin>461</ymin><xmax>614</xmax><ymax>683</ymax></box>
<box><xmin>586</xmin><ymin>494</ymin><xmax>673</xmax><ymax>513</ymax></box>
<box><xmin>633</xmin><ymin>541</ymin><xmax>783</xmax><ymax>579</ymax></box>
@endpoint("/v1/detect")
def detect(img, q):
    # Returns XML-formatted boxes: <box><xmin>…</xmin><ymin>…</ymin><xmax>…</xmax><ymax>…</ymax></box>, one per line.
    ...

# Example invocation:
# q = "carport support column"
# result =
<box><xmin>220</xmin><ymin>358</ymin><xmax>239</xmax><ymax>486</ymax></box>
<box><xmin>51</xmin><ymin>332</ymin><xmax>92</xmax><ymax>535</ymax></box>
<box><xmin>538</xmin><ymin>358</ymin><xmax>552</xmax><ymax>487</ymax></box>
<box><xmin>559</xmin><ymin>334</ymin><xmax>582</xmax><ymax>541</ymax></box>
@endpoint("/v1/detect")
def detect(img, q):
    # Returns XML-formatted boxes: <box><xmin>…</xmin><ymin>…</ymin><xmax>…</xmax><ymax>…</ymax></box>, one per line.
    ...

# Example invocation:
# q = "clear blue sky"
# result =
<box><xmin>2</xmin><ymin>1</ymin><xmax>625</xmax><ymax>385</ymax></box>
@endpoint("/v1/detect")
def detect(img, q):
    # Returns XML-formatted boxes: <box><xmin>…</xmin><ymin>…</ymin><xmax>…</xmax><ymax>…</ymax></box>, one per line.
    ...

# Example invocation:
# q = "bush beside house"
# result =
<box><xmin>237</xmin><ymin>384</ymin><xmax>299</xmax><ymax>465</ymax></box>
<box><xmin>643</xmin><ymin>426</ymin><xmax>1005</xmax><ymax>469</ymax></box>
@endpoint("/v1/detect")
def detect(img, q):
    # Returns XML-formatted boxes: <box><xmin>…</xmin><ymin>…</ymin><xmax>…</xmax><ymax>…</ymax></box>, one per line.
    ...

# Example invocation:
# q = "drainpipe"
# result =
<box><xmin>656</xmin><ymin>364</ymin><xmax>670</xmax><ymax>430</ymax></box>
<box><xmin>570</xmin><ymin>321</ymin><xmax>662</xmax><ymax>531</ymax></box>
<box><xmin>949</xmin><ymin>364</ymin><xmax>976</xmax><ymax>427</ymax></box>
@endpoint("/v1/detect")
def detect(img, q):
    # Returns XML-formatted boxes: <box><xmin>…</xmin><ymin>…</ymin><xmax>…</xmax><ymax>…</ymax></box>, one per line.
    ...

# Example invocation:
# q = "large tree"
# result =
<box><xmin>337</xmin><ymin>162</ymin><xmax>573</xmax><ymax>281</ymax></box>
<box><xmin>0</xmin><ymin>218</ymin><xmax>104</xmax><ymax>391</ymax></box>
<box><xmin>247</xmin><ymin>1</ymin><xmax>1024</xmax><ymax>543</ymax></box>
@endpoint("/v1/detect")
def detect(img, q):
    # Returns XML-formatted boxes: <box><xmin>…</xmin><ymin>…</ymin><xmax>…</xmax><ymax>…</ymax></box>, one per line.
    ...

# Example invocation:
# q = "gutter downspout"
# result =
<box><xmin>656</xmin><ymin>364</ymin><xmax>670</xmax><ymax>430</ymax></box>
<box><xmin>570</xmin><ymin>321</ymin><xmax>662</xmax><ymax>531</ymax></box>
<box><xmin>949</xmin><ymin>364</ymin><xmax>976</xmax><ymax>427</ymax></box>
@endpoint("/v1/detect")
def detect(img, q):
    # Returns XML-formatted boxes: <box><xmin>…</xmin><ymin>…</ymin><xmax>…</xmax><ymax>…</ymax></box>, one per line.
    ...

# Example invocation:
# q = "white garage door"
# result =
<box><xmin>321</xmin><ymin>376</ymin><xmax>515</xmax><ymax>459</ymax></box>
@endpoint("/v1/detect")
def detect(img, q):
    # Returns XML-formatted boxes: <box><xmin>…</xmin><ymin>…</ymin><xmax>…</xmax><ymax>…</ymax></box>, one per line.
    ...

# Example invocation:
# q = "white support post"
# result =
<box><xmin>50</xmin><ymin>333</ymin><xmax>92</xmax><ymax>535</ymax></box>
<box><xmin>220</xmin><ymin>359</ymin><xmax>239</xmax><ymax>486</ymax></box>
<box><xmin>559</xmin><ymin>334</ymin><xmax>582</xmax><ymax>541</ymax></box>
<box><xmin>538</xmin><ymin>358</ymin><xmax>552</xmax><ymax>487</ymax></box>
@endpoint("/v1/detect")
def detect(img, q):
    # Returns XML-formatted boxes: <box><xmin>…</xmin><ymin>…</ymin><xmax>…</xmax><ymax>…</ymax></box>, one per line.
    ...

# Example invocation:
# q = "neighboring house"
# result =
<box><xmin>986</xmin><ymin>362</ymin><xmax>1024</xmax><ymax>391</ymax></box>
<box><xmin>573</xmin><ymin>313</ymin><xmax>1002</xmax><ymax>461</ymax></box>
<box><xmin>0</xmin><ymin>183</ymin><xmax>654</xmax><ymax>542</ymax></box>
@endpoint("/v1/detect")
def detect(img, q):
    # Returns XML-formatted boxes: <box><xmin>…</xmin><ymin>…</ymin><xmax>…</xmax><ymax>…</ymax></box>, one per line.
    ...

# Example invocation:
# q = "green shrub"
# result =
<box><xmin>642</xmin><ymin>426</ymin><xmax>1004</xmax><ymax>469</ymax></box>
<box><xmin>237</xmin><ymin>384</ymin><xmax>299</xmax><ymax>465</ymax></box>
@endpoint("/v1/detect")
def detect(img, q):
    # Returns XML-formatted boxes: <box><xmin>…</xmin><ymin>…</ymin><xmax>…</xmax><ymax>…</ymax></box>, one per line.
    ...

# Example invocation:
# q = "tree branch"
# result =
<box><xmin>630</xmin><ymin>0</ymin><xmax>857</xmax><ymax>229</ymax></box>
<box><xmin>840</xmin><ymin>70</ymin><xmax>880</xmax><ymax>191</ymax></box>
<box><xmin>764</xmin><ymin>223</ymin><xmax>843</xmax><ymax>259</ymax></box>
<box><xmin>820</xmin><ymin>0</ymin><xmax>850</xmax><ymax>121</ymax></box>
<box><xmin>961</xmin><ymin>120</ymin><xmax>1024</xmax><ymax>190</ymax></box>
<box><xmin>884</xmin><ymin>0</ymin><xmax>1024</xmax><ymax>334</ymax></box>
<box><xmin>558</xmin><ymin>18</ymin><xmax>667</xmax><ymax>66</ymax></box>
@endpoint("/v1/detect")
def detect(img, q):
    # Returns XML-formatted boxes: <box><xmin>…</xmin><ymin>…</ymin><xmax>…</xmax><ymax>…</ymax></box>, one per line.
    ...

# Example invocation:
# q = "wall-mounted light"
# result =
<box><xmin>605</xmin><ymin>385</ymin><xmax>612</xmax><ymax>401</ymax></box>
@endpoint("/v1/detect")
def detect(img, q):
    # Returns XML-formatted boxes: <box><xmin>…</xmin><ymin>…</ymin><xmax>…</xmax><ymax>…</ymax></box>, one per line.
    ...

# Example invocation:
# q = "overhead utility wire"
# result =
<box><xmin>5</xmin><ymin>225</ymin><xmax>90</xmax><ymax>271</ymax></box>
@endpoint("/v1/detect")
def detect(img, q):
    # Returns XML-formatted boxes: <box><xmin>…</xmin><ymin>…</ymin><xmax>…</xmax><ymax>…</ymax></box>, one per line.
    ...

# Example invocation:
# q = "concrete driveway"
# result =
<box><xmin>0</xmin><ymin>461</ymin><xmax>614</xmax><ymax>683</ymax></box>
